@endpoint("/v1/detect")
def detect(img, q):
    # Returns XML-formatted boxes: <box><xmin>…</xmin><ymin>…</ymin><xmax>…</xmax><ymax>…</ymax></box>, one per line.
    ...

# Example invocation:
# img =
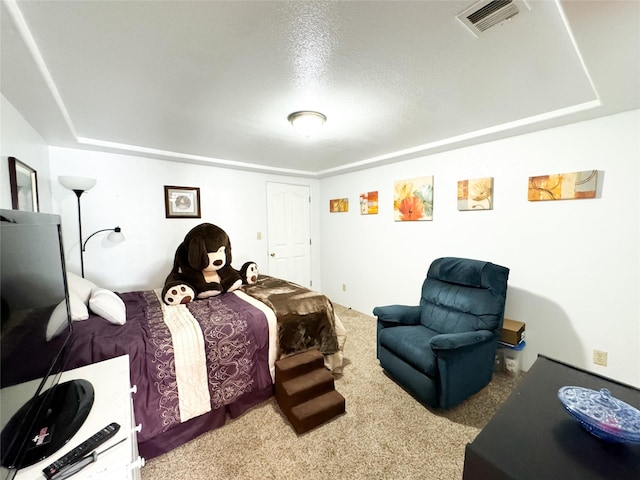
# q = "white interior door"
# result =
<box><xmin>266</xmin><ymin>182</ymin><xmax>311</xmax><ymax>287</ymax></box>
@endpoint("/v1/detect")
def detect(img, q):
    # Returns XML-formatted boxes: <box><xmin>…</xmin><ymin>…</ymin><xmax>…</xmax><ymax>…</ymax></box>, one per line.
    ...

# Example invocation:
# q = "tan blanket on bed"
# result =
<box><xmin>240</xmin><ymin>275</ymin><xmax>339</xmax><ymax>356</ymax></box>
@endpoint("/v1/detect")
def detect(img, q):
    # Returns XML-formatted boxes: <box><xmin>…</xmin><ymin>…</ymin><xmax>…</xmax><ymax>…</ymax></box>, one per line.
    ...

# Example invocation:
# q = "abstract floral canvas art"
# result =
<box><xmin>528</xmin><ymin>170</ymin><xmax>598</xmax><ymax>201</ymax></box>
<box><xmin>458</xmin><ymin>177</ymin><xmax>493</xmax><ymax>211</ymax></box>
<box><xmin>359</xmin><ymin>191</ymin><xmax>378</xmax><ymax>215</ymax></box>
<box><xmin>329</xmin><ymin>198</ymin><xmax>349</xmax><ymax>212</ymax></box>
<box><xmin>394</xmin><ymin>176</ymin><xmax>433</xmax><ymax>221</ymax></box>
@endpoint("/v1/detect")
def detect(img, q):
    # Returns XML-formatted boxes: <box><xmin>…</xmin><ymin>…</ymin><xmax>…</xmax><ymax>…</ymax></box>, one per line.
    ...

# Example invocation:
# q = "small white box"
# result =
<box><xmin>499</xmin><ymin>341</ymin><xmax>525</xmax><ymax>377</ymax></box>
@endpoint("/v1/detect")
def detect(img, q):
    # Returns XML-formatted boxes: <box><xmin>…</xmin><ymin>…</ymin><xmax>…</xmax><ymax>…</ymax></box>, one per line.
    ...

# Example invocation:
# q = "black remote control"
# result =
<box><xmin>42</xmin><ymin>422</ymin><xmax>120</xmax><ymax>479</ymax></box>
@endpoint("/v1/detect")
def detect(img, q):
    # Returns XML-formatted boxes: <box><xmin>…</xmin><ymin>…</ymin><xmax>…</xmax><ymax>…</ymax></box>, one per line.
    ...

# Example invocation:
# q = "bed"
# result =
<box><xmin>61</xmin><ymin>275</ymin><xmax>346</xmax><ymax>459</ymax></box>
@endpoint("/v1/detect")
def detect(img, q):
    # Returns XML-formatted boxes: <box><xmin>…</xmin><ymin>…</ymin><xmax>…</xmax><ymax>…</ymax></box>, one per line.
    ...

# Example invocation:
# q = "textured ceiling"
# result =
<box><xmin>1</xmin><ymin>0</ymin><xmax>639</xmax><ymax>177</ymax></box>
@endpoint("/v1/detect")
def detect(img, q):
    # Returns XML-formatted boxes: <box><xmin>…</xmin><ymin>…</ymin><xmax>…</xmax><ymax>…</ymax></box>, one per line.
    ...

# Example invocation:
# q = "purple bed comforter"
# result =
<box><xmin>65</xmin><ymin>290</ymin><xmax>272</xmax><ymax>458</ymax></box>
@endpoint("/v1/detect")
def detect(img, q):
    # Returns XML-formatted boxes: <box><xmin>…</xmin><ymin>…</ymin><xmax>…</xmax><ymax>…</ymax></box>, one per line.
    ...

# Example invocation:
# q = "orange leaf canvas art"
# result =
<box><xmin>394</xmin><ymin>176</ymin><xmax>433</xmax><ymax>221</ymax></box>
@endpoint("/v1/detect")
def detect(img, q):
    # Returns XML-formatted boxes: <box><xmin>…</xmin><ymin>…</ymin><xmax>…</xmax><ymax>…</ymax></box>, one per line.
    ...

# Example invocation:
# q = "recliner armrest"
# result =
<box><xmin>373</xmin><ymin>305</ymin><xmax>421</xmax><ymax>325</ymax></box>
<box><xmin>429</xmin><ymin>330</ymin><xmax>494</xmax><ymax>350</ymax></box>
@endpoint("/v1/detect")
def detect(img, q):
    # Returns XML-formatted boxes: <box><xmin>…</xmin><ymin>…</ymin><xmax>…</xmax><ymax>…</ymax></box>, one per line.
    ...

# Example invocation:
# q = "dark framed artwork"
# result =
<box><xmin>164</xmin><ymin>185</ymin><xmax>201</xmax><ymax>218</ymax></box>
<box><xmin>8</xmin><ymin>156</ymin><xmax>39</xmax><ymax>212</ymax></box>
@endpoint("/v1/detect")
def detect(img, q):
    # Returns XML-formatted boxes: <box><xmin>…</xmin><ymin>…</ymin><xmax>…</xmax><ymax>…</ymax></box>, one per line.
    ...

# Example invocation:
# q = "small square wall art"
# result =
<box><xmin>458</xmin><ymin>177</ymin><xmax>493</xmax><ymax>211</ymax></box>
<box><xmin>164</xmin><ymin>185</ymin><xmax>201</xmax><ymax>218</ymax></box>
<box><xmin>359</xmin><ymin>191</ymin><xmax>378</xmax><ymax>215</ymax></box>
<box><xmin>394</xmin><ymin>176</ymin><xmax>433</xmax><ymax>221</ymax></box>
<box><xmin>329</xmin><ymin>198</ymin><xmax>349</xmax><ymax>212</ymax></box>
<box><xmin>528</xmin><ymin>169</ymin><xmax>598</xmax><ymax>201</ymax></box>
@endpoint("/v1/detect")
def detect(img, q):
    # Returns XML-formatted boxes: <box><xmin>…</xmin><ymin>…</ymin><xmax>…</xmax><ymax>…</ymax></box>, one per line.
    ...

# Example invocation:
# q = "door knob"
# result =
<box><xmin>270</xmin><ymin>252</ymin><xmax>275</xmax><ymax>257</ymax></box>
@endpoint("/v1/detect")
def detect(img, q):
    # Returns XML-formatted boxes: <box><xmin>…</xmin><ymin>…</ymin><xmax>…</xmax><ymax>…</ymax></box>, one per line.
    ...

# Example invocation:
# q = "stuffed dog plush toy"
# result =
<box><xmin>162</xmin><ymin>223</ymin><xmax>243</xmax><ymax>305</ymax></box>
<box><xmin>237</xmin><ymin>261</ymin><xmax>259</xmax><ymax>285</ymax></box>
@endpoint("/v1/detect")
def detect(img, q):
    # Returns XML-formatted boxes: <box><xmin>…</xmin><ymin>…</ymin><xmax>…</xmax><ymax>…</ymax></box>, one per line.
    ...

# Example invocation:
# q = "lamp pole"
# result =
<box><xmin>72</xmin><ymin>189</ymin><xmax>86</xmax><ymax>278</ymax></box>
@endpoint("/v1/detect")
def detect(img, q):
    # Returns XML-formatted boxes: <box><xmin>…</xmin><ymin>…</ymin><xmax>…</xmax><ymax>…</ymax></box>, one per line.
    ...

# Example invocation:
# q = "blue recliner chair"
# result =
<box><xmin>374</xmin><ymin>257</ymin><xmax>509</xmax><ymax>409</ymax></box>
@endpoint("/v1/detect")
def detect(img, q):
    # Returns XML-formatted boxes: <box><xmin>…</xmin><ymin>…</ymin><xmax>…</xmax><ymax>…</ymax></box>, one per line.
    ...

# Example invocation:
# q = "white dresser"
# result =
<box><xmin>12</xmin><ymin>355</ymin><xmax>143</xmax><ymax>480</ymax></box>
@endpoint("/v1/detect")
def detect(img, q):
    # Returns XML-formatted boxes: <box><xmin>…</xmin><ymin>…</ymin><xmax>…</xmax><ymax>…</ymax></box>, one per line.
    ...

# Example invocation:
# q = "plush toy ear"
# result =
<box><xmin>187</xmin><ymin>236</ymin><xmax>209</xmax><ymax>270</ymax></box>
<box><xmin>226</xmin><ymin>239</ymin><xmax>233</xmax><ymax>263</ymax></box>
<box><xmin>211</xmin><ymin>227</ymin><xmax>232</xmax><ymax>263</ymax></box>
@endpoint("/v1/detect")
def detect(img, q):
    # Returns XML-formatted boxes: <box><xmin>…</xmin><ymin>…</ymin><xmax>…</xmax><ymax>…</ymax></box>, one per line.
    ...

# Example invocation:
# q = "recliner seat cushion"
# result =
<box><xmin>378</xmin><ymin>326</ymin><xmax>438</xmax><ymax>377</ymax></box>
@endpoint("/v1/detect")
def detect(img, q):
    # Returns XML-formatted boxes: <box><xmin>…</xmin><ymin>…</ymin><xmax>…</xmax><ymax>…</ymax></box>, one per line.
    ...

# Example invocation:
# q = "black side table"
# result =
<box><xmin>463</xmin><ymin>355</ymin><xmax>640</xmax><ymax>480</ymax></box>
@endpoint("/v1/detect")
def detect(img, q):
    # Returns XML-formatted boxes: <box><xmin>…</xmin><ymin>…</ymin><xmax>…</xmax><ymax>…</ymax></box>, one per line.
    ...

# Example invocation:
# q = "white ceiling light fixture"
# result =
<box><xmin>288</xmin><ymin>111</ymin><xmax>327</xmax><ymax>138</ymax></box>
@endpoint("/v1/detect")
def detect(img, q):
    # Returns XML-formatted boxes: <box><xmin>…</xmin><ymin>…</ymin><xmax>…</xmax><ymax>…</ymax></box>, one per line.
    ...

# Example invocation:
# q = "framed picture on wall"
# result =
<box><xmin>359</xmin><ymin>191</ymin><xmax>378</xmax><ymax>215</ymax></box>
<box><xmin>164</xmin><ymin>185</ymin><xmax>201</xmax><ymax>218</ymax></box>
<box><xmin>394</xmin><ymin>175</ymin><xmax>433</xmax><ymax>221</ymax></box>
<box><xmin>8</xmin><ymin>156</ymin><xmax>39</xmax><ymax>212</ymax></box>
<box><xmin>457</xmin><ymin>177</ymin><xmax>493</xmax><ymax>211</ymax></box>
<box><xmin>528</xmin><ymin>169</ymin><xmax>598</xmax><ymax>201</ymax></box>
<box><xmin>329</xmin><ymin>198</ymin><xmax>349</xmax><ymax>212</ymax></box>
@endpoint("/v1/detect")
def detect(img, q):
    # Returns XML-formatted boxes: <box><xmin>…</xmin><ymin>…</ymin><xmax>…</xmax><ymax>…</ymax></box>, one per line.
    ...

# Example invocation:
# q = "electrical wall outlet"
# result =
<box><xmin>342</xmin><ymin>284</ymin><xmax>347</xmax><ymax>292</ymax></box>
<box><xmin>593</xmin><ymin>349</ymin><xmax>608</xmax><ymax>366</ymax></box>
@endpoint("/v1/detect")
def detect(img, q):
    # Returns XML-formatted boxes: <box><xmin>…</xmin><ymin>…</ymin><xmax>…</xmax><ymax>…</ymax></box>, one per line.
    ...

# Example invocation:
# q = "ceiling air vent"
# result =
<box><xmin>457</xmin><ymin>0</ymin><xmax>530</xmax><ymax>37</ymax></box>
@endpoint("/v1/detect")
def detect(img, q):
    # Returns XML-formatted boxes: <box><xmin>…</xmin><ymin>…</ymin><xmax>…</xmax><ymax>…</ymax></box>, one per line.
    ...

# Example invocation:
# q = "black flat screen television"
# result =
<box><xmin>0</xmin><ymin>209</ymin><xmax>94</xmax><ymax>480</ymax></box>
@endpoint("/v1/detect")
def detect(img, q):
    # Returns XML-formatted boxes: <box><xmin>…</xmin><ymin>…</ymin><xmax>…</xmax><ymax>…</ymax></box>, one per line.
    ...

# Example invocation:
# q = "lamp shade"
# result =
<box><xmin>107</xmin><ymin>227</ymin><xmax>125</xmax><ymax>244</ymax></box>
<box><xmin>288</xmin><ymin>111</ymin><xmax>326</xmax><ymax>138</ymax></box>
<box><xmin>59</xmin><ymin>176</ymin><xmax>97</xmax><ymax>192</ymax></box>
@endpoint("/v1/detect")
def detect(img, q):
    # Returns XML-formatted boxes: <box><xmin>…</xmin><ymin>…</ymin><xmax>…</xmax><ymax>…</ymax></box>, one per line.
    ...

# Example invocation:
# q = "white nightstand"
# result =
<box><xmin>12</xmin><ymin>355</ymin><xmax>143</xmax><ymax>480</ymax></box>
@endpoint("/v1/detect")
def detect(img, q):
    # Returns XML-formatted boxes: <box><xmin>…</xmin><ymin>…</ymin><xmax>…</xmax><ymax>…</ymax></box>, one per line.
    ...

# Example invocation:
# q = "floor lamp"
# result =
<box><xmin>59</xmin><ymin>176</ymin><xmax>97</xmax><ymax>278</ymax></box>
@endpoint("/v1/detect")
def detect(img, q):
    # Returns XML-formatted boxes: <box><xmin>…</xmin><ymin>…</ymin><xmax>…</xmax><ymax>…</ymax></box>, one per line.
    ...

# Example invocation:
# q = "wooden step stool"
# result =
<box><xmin>275</xmin><ymin>349</ymin><xmax>345</xmax><ymax>434</ymax></box>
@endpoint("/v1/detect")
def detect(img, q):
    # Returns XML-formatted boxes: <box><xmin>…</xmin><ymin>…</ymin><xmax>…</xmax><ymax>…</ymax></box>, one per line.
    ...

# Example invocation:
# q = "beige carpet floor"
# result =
<box><xmin>141</xmin><ymin>304</ymin><xmax>523</xmax><ymax>480</ymax></box>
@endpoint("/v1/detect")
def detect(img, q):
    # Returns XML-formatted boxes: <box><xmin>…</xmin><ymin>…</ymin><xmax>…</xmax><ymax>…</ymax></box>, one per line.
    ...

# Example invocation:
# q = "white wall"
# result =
<box><xmin>0</xmin><ymin>95</ymin><xmax>51</xmax><ymax>212</ymax></box>
<box><xmin>4</xmin><ymin>101</ymin><xmax>638</xmax><ymax>386</ymax></box>
<box><xmin>48</xmin><ymin>148</ymin><xmax>321</xmax><ymax>293</ymax></box>
<box><xmin>319</xmin><ymin>110</ymin><xmax>640</xmax><ymax>387</ymax></box>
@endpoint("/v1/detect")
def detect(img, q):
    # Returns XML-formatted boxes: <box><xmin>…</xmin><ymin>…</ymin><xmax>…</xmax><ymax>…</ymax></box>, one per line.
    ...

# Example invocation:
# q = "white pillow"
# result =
<box><xmin>89</xmin><ymin>289</ymin><xmax>126</xmax><ymax>325</ymax></box>
<box><xmin>69</xmin><ymin>291</ymin><xmax>89</xmax><ymax>321</ymax></box>
<box><xmin>67</xmin><ymin>271</ymin><xmax>99</xmax><ymax>305</ymax></box>
<box><xmin>46</xmin><ymin>293</ymin><xmax>90</xmax><ymax>341</ymax></box>
<box><xmin>46</xmin><ymin>300</ymin><xmax>68</xmax><ymax>341</ymax></box>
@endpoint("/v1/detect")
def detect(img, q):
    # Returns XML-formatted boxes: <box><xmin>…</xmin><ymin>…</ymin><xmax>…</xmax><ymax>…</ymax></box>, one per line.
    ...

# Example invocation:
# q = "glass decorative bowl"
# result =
<box><xmin>558</xmin><ymin>386</ymin><xmax>640</xmax><ymax>444</ymax></box>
